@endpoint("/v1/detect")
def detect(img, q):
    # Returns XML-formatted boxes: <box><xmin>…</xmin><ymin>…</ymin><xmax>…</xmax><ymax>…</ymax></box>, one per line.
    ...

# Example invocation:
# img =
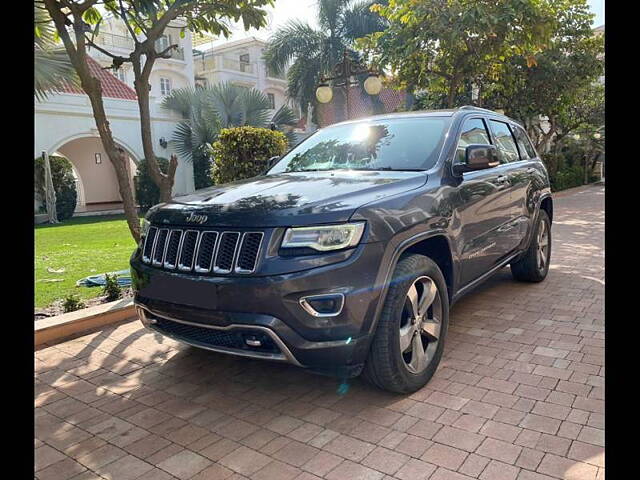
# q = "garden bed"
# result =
<box><xmin>35</xmin><ymin>287</ymin><xmax>133</xmax><ymax>321</ymax></box>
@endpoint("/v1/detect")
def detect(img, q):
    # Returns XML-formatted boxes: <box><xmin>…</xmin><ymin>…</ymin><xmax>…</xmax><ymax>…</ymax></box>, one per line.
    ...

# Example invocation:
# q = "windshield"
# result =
<box><xmin>269</xmin><ymin>117</ymin><xmax>450</xmax><ymax>174</ymax></box>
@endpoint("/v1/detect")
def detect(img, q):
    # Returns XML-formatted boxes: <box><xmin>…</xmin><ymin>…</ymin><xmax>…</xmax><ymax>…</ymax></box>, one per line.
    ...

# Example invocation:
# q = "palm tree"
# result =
<box><xmin>162</xmin><ymin>82</ymin><xmax>298</xmax><ymax>189</ymax></box>
<box><xmin>34</xmin><ymin>4</ymin><xmax>79</xmax><ymax>101</ymax></box>
<box><xmin>263</xmin><ymin>0</ymin><xmax>386</xmax><ymax>122</ymax></box>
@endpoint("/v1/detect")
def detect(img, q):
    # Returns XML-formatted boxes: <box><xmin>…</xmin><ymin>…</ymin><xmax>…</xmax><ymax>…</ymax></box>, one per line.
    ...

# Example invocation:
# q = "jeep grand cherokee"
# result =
<box><xmin>130</xmin><ymin>106</ymin><xmax>553</xmax><ymax>393</ymax></box>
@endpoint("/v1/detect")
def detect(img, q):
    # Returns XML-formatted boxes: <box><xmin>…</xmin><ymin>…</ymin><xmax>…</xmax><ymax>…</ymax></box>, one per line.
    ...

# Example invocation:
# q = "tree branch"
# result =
<box><xmin>84</xmin><ymin>34</ymin><xmax>130</xmax><ymax>63</ymax></box>
<box><xmin>157</xmin><ymin>43</ymin><xmax>179</xmax><ymax>59</ymax></box>
<box><xmin>118</xmin><ymin>0</ymin><xmax>141</xmax><ymax>45</ymax></box>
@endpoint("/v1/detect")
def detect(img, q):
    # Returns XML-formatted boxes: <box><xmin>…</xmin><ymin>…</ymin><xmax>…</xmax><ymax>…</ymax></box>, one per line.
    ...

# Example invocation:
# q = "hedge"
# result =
<box><xmin>211</xmin><ymin>126</ymin><xmax>287</xmax><ymax>184</ymax></box>
<box><xmin>134</xmin><ymin>157</ymin><xmax>169</xmax><ymax>211</ymax></box>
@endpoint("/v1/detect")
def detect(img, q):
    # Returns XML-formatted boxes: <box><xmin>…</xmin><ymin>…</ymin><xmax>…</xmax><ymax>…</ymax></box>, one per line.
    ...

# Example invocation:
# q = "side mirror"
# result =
<box><xmin>267</xmin><ymin>155</ymin><xmax>280</xmax><ymax>169</ymax></box>
<box><xmin>261</xmin><ymin>156</ymin><xmax>280</xmax><ymax>176</ymax></box>
<box><xmin>452</xmin><ymin>144</ymin><xmax>500</xmax><ymax>176</ymax></box>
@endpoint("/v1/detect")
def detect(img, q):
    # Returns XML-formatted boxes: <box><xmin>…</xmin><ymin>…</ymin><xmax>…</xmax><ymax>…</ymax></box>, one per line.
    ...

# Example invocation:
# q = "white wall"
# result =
<box><xmin>35</xmin><ymin>93</ymin><xmax>195</xmax><ymax>196</ymax></box>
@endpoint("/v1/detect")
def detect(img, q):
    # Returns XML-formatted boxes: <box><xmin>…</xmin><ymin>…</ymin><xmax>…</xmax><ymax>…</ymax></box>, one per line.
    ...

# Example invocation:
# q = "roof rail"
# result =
<box><xmin>458</xmin><ymin>105</ymin><xmax>499</xmax><ymax>114</ymax></box>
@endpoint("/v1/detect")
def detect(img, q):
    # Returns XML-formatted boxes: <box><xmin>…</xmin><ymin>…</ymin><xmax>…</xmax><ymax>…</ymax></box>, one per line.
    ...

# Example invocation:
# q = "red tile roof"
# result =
<box><xmin>60</xmin><ymin>56</ymin><xmax>137</xmax><ymax>101</ymax></box>
<box><xmin>317</xmin><ymin>86</ymin><xmax>407</xmax><ymax>127</ymax></box>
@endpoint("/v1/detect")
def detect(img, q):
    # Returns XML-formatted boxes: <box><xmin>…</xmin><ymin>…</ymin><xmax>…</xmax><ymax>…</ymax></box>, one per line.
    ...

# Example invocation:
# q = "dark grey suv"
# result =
<box><xmin>130</xmin><ymin>106</ymin><xmax>552</xmax><ymax>393</ymax></box>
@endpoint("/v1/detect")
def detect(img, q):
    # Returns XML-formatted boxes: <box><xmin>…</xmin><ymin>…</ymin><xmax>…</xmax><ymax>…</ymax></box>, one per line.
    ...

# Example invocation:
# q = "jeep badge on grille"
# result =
<box><xmin>186</xmin><ymin>212</ymin><xmax>208</xmax><ymax>224</ymax></box>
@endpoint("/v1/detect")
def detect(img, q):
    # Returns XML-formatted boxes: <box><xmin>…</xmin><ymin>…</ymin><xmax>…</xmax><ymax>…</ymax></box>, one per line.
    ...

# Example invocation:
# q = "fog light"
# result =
<box><xmin>245</xmin><ymin>335</ymin><xmax>262</xmax><ymax>347</ymax></box>
<box><xmin>299</xmin><ymin>293</ymin><xmax>345</xmax><ymax>317</ymax></box>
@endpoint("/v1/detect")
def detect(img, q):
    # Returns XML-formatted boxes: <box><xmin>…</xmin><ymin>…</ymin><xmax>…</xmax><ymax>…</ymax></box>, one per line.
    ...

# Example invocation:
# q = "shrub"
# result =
<box><xmin>34</xmin><ymin>155</ymin><xmax>78</xmax><ymax>221</ymax></box>
<box><xmin>62</xmin><ymin>294</ymin><xmax>85</xmax><ymax>313</ymax></box>
<box><xmin>134</xmin><ymin>157</ymin><xmax>168</xmax><ymax>211</ymax></box>
<box><xmin>102</xmin><ymin>273</ymin><xmax>122</xmax><ymax>301</ymax></box>
<box><xmin>193</xmin><ymin>151</ymin><xmax>214</xmax><ymax>190</ymax></box>
<box><xmin>211</xmin><ymin>127</ymin><xmax>287</xmax><ymax>184</ymax></box>
<box><xmin>549</xmin><ymin>165</ymin><xmax>584</xmax><ymax>192</ymax></box>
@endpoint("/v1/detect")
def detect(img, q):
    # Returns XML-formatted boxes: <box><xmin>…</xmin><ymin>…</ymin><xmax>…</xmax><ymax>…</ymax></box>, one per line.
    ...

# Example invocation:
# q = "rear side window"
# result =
<box><xmin>455</xmin><ymin>118</ymin><xmax>491</xmax><ymax>164</ymax></box>
<box><xmin>489</xmin><ymin>120</ymin><xmax>520</xmax><ymax>163</ymax></box>
<box><xmin>513</xmin><ymin>126</ymin><xmax>538</xmax><ymax>159</ymax></box>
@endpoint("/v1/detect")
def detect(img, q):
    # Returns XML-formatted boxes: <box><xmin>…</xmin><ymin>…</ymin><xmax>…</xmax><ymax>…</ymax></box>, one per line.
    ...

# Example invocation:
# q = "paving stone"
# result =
<box><xmin>33</xmin><ymin>187</ymin><xmax>605</xmax><ymax>480</ymax></box>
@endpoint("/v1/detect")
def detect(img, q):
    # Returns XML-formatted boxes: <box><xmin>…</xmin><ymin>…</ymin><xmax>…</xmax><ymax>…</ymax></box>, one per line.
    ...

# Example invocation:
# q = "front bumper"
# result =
<box><xmin>130</xmin><ymin>241</ymin><xmax>386</xmax><ymax>377</ymax></box>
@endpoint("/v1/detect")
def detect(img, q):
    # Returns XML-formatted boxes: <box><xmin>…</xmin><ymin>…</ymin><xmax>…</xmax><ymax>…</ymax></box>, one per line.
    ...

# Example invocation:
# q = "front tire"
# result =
<box><xmin>363</xmin><ymin>254</ymin><xmax>449</xmax><ymax>394</ymax></box>
<box><xmin>510</xmin><ymin>210</ymin><xmax>551</xmax><ymax>282</ymax></box>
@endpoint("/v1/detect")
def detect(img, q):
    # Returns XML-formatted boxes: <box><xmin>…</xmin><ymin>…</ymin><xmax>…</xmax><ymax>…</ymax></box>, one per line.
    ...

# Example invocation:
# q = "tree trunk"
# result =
<box><xmin>85</xmin><ymin>86</ymin><xmax>141</xmax><ymax>243</ymax></box>
<box><xmin>132</xmin><ymin>55</ymin><xmax>177</xmax><ymax>203</ymax></box>
<box><xmin>43</xmin><ymin>151</ymin><xmax>59</xmax><ymax>224</ymax></box>
<box><xmin>446</xmin><ymin>76</ymin><xmax>461</xmax><ymax>108</ymax></box>
<box><xmin>43</xmin><ymin>0</ymin><xmax>141</xmax><ymax>243</ymax></box>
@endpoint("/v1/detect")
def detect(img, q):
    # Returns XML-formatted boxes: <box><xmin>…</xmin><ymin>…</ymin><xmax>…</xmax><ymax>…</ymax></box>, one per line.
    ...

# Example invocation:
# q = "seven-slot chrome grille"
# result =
<box><xmin>142</xmin><ymin>226</ymin><xmax>263</xmax><ymax>274</ymax></box>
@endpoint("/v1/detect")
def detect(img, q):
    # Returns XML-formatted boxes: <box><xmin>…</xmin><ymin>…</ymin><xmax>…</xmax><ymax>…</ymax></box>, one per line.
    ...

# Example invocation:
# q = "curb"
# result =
<box><xmin>35</xmin><ymin>298</ymin><xmax>136</xmax><ymax>347</ymax></box>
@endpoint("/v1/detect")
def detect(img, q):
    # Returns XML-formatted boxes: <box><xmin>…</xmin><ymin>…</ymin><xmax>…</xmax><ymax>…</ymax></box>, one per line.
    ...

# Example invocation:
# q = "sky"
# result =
<box><xmin>213</xmin><ymin>0</ymin><xmax>604</xmax><ymax>44</ymax></box>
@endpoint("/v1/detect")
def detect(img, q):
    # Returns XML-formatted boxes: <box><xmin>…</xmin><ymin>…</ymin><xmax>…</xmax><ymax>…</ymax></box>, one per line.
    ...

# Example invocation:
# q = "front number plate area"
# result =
<box><xmin>140</xmin><ymin>273</ymin><xmax>217</xmax><ymax>309</ymax></box>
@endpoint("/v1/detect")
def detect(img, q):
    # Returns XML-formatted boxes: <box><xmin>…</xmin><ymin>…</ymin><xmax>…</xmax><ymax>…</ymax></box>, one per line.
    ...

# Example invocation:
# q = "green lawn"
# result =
<box><xmin>35</xmin><ymin>215</ymin><xmax>138</xmax><ymax>308</ymax></box>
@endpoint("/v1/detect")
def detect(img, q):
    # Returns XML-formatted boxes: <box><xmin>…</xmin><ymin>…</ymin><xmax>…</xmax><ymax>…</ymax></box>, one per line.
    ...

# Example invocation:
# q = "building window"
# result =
<box><xmin>156</xmin><ymin>34</ymin><xmax>172</xmax><ymax>52</ymax></box>
<box><xmin>239</xmin><ymin>53</ymin><xmax>250</xmax><ymax>72</ymax></box>
<box><xmin>160</xmin><ymin>77</ymin><xmax>172</xmax><ymax>96</ymax></box>
<box><xmin>267</xmin><ymin>93</ymin><xmax>276</xmax><ymax>110</ymax></box>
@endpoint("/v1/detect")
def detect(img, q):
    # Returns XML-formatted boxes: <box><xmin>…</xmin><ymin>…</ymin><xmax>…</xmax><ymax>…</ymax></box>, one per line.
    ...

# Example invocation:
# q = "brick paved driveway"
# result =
<box><xmin>36</xmin><ymin>185</ymin><xmax>604</xmax><ymax>480</ymax></box>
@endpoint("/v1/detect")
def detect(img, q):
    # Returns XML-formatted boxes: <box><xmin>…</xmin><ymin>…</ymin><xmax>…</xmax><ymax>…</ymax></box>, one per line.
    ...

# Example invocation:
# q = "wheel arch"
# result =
<box><xmin>366</xmin><ymin>231</ymin><xmax>457</xmax><ymax>340</ymax></box>
<box><xmin>402</xmin><ymin>235</ymin><xmax>455</xmax><ymax>303</ymax></box>
<box><xmin>540</xmin><ymin>195</ymin><xmax>553</xmax><ymax>223</ymax></box>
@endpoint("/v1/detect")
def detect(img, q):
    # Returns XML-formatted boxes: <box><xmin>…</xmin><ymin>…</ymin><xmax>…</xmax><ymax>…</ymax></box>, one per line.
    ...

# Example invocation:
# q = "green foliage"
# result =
<box><xmin>95</xmin><ymin>1</ymin><xmax>273</xmax><ymax>40</ymax></box>
<box><xmin>102</xmin><ymin>273</ymin><xmax>122</xmax><ymax>301</ymax></box>
<box><xmin>162</xmin><ymin>82</ymin><xmax>298</xmax><ymax>187</ymax></box>
<box><xmin>481</xmin><ymin>1</ymin><xmax>604</xmax><ymax>150</ymax></box>
<box><xmin>134</xmin><ymin>157</ymin><xmax>169</xmax><ymax>211</ymax></box>
<box><xmin>211</xmin><ymin>127</ymin><xmax>287</xmax><ymax>184</ymax></box>
<box><xmin>34</xmin><ymin>155</ymin><xmax>78</xmax><ymax>221</ymax></box>
<box><xmin>63</xmin><ymin>294</ymin><xmax>85</xmax><ymax>313</ymax></box>
<box><xmin>542</xmin><ymin>135</ymin><xmax>602</xmax><ymax>191</ymax></box>
<box><xmin>193</xmin><ymin>151</ymin><xmax>214</xmax><ymax>190</ymax></box>
<box><xmin>263</xmin><ymin>0</ymin><xmax>386</xmax><ymax>116</ymax></box>
<box><xmin>34</xmin><ymin>4</ymin><xmax>79</xmax><ymax>101</ymax></box>
<box><xmin>358</xmin><ymin>0</ymin><xmax>560</xmax><ymax>108</ymax></box>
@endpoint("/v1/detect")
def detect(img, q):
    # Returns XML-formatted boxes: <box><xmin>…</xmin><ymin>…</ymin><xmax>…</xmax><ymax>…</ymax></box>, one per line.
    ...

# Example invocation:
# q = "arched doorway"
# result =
<box><xmin>52</xmin><ymin>136</ymin><xmax>137</xmax><ymax>215</ymax></box>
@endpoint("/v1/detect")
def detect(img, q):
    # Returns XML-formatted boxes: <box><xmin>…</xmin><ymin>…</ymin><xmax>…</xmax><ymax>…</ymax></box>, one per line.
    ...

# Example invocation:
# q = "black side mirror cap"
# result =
<box><xmin>452</xmin><ymin>144</ymin><xmax>500</xmax><ymax>176</ymax></box>
<box><xmin>261</xmin><ymin>156</ymin><xmax>280</xmax><ymax>175</ymax></box>
<box><xmin>267</xmin><ymin>156</ymin><xmax>280</xmax><ymax>169</ymax></box>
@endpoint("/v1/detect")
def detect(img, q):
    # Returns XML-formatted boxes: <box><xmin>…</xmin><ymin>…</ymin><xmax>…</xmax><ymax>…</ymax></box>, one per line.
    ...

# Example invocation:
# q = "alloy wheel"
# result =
<box><xmin>537</xmin><ymin>220</ymin><xmax>550</xmax><ymax>271</ymax></box>
<box><xmin>398</xmin><ymin>276</ymin><xmax>442</xmax><ymax>374</ymax></box>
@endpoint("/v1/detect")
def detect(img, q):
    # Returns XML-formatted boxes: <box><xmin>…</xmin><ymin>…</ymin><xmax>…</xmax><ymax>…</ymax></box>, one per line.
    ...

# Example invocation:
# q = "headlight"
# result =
<box><xmin>281</xmin><ymin>223</ymin><xmax>365</xmax><ymax>252</ymax></box>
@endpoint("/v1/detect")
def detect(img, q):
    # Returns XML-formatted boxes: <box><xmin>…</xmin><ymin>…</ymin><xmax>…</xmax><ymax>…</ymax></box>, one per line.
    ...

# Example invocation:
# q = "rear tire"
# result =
<box><xmin>511</xmin><ymin>210</ymin><xmax>551</xmax><ymax>282</ymax></box>
<box><xmin>363</xmin><ymin>254</ymin><xmax>449</xmax><ymax>394</ymax></box>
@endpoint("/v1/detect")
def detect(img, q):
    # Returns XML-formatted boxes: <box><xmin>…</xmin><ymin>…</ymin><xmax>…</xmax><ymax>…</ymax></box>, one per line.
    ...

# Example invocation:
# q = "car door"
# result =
<box><xmin>453</xmin><ymin>117</ymin><xmax>516</xmax><ymax>287</ymax></box>
<box><xmin>509</xmin><ymin>123</ymin><xmax>543</xmax><ymax>243</ymax></box>
<box><xmin>487</xmin><ymin>119</ymin><xmax>532</xmax><ymax>250</ymax></box>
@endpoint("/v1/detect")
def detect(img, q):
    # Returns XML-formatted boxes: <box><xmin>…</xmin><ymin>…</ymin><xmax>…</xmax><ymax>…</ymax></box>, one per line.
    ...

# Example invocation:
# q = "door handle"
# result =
<box><xmin>526</xmin><ymin>167</ymin><xmax>536</xmax><ymax>174</ymax></box>
<box><xmin>495</xmin><ymin>175</ymin><xmax>509</xmax><ymax>184</ymax></box>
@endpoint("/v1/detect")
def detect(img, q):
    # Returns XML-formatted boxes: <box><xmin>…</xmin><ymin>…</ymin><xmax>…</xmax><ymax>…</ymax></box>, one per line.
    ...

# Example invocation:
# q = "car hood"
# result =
<box><xmin>149</xmin><ymin>170</ymin><xmax>427</xmax><ymax>227</ymax></box>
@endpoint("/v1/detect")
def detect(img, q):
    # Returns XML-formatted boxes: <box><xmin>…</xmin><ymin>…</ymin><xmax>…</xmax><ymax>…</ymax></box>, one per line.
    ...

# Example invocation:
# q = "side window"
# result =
<box><xmin>489</xmin><ymin>120</ymin><xmax>520</xmax><ymax>163</ymax></box>
<box><xmin>513</xmin><ymin>125</ymin><xmax>538</xmax><ymax>159</ymax></box>
<box><xmin>455</xmin><ymin>118</ymin><xmax>491</xmax><ymax>164</ymax></box>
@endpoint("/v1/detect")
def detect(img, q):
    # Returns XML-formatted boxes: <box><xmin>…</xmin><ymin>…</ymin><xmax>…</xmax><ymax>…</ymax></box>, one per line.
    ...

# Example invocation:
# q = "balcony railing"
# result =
<box><xmin>94</xmin><ymin>32</ymin><xmax>134</xmax><ymax>50</ymax></box>
<box><xmin>222</xmin><ymin>58</ymin><xmax>254</xmax><ymax>74</ymax></box>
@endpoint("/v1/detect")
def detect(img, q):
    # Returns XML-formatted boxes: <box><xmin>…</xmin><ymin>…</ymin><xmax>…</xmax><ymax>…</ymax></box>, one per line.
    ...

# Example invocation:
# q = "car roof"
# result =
<box><xmin>327</xmin><ymin>106</ymin><xmax>520</xmax><ymax>128</ymax></box>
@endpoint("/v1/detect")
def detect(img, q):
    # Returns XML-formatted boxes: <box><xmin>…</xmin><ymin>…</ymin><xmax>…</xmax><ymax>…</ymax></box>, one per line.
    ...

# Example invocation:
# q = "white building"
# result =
<box><xmin>192</xmin><ymin>36</ymin><xmax>296</xmax><ymax>118</ymax></box>
<box><xmin>35</xmin><ymin>17</ymin><xmax>196</xmax><ymax>215</ymax></box>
